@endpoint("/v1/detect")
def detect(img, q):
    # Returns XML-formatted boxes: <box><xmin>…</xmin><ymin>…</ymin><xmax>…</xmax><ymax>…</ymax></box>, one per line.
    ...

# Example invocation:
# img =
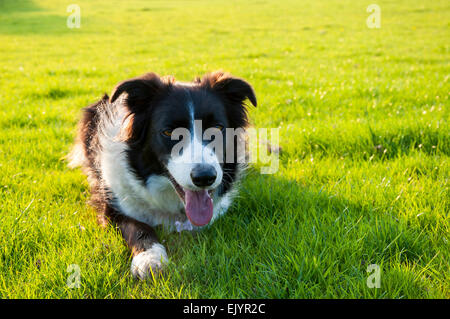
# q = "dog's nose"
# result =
<box><xmin>190</xmin><ymin>164</ymin><xmax>217</xmax><ymax>187</ymax></box>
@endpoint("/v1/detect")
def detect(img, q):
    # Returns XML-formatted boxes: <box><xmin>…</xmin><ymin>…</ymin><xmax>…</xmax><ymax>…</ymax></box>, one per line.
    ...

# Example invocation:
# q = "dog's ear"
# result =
<box><xmin>110</xmin><ymin>73</ymin><xmax>172</xmax><ymax>142</ymax></box>
<box><xmin>202</xmin><ymin>71</ymin><xmax>256</xmax><ymax>128</ymax></box>
<box><xmin>110</xmin><ymin>72</ymin><xmax>170</xmax><ymax>113</ymax></box>
<box><xmin>203</xmin><ymin>71</ymin><xmax>257</xmax><ymax>107</ymax></box>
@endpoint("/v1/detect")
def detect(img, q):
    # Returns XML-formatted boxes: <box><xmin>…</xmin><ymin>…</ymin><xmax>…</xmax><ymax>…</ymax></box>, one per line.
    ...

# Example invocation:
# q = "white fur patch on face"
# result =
<box><xmin>167</xmin><ymin>118</ymin><xmax>223</xmax><ymax>190</ymax></box>
<box><xmin>130</xmin><ymin>243</ymin><xmax>168</xmax><ymax>280</ymax></box>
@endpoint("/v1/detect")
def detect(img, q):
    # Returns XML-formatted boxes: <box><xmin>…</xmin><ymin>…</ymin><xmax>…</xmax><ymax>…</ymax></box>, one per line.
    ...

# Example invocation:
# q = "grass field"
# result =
<box><xmin>0</xmin><ymin>0</ymin><xmax>448</xmax><ymax>298</ymax></box>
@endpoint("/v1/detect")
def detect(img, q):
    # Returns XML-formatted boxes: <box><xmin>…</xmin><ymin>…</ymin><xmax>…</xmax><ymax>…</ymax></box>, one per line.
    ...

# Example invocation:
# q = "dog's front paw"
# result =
<box><xmin>130</xmin><ymin>243</ymin><xmax>168</xmax><ymax>280</ymax></box>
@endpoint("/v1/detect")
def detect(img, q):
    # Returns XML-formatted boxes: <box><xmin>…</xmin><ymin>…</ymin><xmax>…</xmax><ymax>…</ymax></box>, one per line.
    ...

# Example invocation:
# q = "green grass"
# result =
<box><xmin>0</xmin><ymin>0</ymin><xmax>448</xmax><ymax>298</ymax></box>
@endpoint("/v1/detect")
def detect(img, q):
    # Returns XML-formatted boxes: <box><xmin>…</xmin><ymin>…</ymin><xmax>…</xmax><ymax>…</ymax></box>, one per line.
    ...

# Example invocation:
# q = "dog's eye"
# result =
<box><xmin>162</xmin><ymin>129</ymin><xmax>173</xmax><ymax>137</ymax></box>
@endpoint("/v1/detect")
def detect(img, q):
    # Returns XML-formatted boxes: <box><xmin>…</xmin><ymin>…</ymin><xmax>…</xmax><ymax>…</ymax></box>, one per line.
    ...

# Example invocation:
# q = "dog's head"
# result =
<box><xmin>110</xmin><ymin>71</ymin><xmax>256</xmax><ymax>226</ymax></box>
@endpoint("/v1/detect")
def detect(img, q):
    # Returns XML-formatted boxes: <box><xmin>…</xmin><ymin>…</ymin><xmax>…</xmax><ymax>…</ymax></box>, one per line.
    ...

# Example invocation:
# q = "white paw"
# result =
<box><xmin>130</xmin><ymin>244</ymin><xmax>168</xmax><ymax>280</ymax></box>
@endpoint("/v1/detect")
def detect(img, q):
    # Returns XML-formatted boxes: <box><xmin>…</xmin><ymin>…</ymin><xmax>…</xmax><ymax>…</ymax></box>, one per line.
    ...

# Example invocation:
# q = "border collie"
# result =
<box><xmin>68</xmin><ymin>71</ymin><xmax>257</xmax><ymax>279</ymax></box>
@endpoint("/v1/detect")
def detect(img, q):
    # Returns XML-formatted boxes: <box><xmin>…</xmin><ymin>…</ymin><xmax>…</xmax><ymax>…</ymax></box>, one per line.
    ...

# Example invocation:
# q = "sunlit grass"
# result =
<box><xmin>0</xmin><ymin>0</ymin><xmax>448</xmax><ymax>298</ymax></box>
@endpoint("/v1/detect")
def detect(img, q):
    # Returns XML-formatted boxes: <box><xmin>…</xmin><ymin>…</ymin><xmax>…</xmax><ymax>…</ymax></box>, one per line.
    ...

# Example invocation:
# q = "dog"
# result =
<box><xmin>68</xmin><ymin>71</ymin><xmax>257</xmax><ymax>279</ymax></box>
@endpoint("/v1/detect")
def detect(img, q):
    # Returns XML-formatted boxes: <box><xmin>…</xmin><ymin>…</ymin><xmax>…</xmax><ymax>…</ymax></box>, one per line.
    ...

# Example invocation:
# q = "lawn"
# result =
<box><xmin>0</xmin><ymin>0</ymin><xmax>448</xmax><ymax>298</ymax></box>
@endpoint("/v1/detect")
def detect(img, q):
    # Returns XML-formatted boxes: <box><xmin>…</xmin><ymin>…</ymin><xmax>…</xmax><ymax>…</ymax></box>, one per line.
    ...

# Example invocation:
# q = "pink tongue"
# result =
<box><xmin>184</xmin><ymin>189</ymin><xmax>213</xmax><ymax>226</ymax></box>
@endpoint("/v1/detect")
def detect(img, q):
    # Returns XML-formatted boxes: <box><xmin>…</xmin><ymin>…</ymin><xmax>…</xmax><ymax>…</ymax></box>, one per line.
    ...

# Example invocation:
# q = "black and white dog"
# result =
<box><xmin>68</xmin><ymin>71</ymin><xmax>256</xmax><ymax>279</ymax></box>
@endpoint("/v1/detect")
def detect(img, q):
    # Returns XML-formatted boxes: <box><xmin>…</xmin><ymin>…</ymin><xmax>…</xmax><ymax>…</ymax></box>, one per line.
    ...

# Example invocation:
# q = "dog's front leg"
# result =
<box><xmin>104</xmin><ymin>206</ymin><xmax>168</xmax><ymax>279</ymax></box>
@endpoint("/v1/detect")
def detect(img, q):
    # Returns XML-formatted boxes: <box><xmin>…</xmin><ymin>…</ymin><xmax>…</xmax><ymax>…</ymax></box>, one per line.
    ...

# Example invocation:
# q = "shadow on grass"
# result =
<box><xmin>0</xmin><ymin>0</ymin><xmax>42</xmax><ymax>13</ymax></box>
<box><xmin>0</xmin><ymin>0</ymin><xmax>73</xmax><ymax>35</ymax></box>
